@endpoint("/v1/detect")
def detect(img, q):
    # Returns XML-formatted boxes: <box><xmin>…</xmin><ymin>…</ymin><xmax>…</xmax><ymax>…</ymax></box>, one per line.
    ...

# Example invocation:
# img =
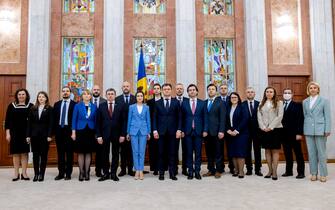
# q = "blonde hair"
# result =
<box><xmin>306</xmin><ymin>81</ymin><xmax>320</xmax><ymax>96</ymax></box>
<box><xmin>81</xmin><ymin>89</ymin><xmax>92</xmax><ymax>100</ymax></box>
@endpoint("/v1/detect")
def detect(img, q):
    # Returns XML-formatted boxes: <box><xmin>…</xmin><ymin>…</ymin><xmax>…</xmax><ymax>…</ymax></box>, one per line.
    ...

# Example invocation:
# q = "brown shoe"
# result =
<box><xmin>202</xmin><ymin>172</ymin><xmax>214</xmax><ymax>177</ymax></box>
<box><xmin>214</xmin><ymin>172</ymin><xmax>222</xmax><ymax>179</ymax></box>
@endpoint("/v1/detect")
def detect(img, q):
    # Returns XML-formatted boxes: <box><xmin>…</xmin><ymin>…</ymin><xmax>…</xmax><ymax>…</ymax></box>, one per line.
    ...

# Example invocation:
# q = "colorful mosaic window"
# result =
<box><xmin>62</xmin><ymin>37</ymin><xmax>94</xmax><ymax>101</ymax></box>
<box><xmin>204</xmin><ymin>39</ymin><xmax>235</xmax><ymax>93</ymax></box>
<box><xmin>64</xmin><ymin>0</ymin><xmax>95</xmax><ymax>13</ymax></box>
<box><xmin>134</xmin><ymin>0</ymin><xmax>166</xmax><ymax>14</ymax></box>
<box><xmin>134</xmin><ymin>38</ymin><xmax>166</xmax><ymax>97</ymax></box>
<box><xmin>203</xmin><ymin>0</ymin><xmax>233</xmax><ymax>16</ymax></box>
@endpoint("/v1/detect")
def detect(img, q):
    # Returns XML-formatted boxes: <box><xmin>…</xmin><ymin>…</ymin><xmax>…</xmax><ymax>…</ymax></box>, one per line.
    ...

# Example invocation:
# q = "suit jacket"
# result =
<box><xmin>147</xmin><ymin>97</ymin><xmax>160</xmax><ymax>132</ymax></box>
<box><xmin>91</xmin><ymin>97</ymin><xmax>106</xmax><ymax>108</ymax></box>
<box><xmin>27</xmin><ymin>106</ymin><xmax>53</xmax><ymax>138</ymax></box>
<box><xmin>72</xmin><ymin>102</ymin><xmax>97</xmax><ymax>130</ymax></box>
<box><xmin>53</xmin><ymin>99</ymin><xmax>76</xmax><ymax>132</ymax></box>
<box><xmin>205</xmin><ymin>97</ymin><xmax>226</xmax><ymax>136</ymax></box>
<box><xmin>219</xmin><ymin>95</ymin><xmax>230</xmax><ymax>108</ymax></box>
<box><xmin>257</xmin><ymin>101</ymin><xmax>284</xmax><ymax>130</ymax></box>
<box><xmin>115</xmin><ymin>94</ymin><xmax>136</xmax><ymax>124</ymax></box>
<box><xmin>242</xmin><ymin>100</ymin><xmax>260</xmax><ymax>136</ymax></box>
<box><xmin>96</xmin><ymin>101</ymin><xmax>126</xmax><ymax>140</ymax></box>
<box><xmin>282</xmin><ymin>100</ymin><xmax>304</xmax><ymax>136</ymax></box>
<box><xmin>226</xmin><ymin>103</ymin><xmax>249</xmax><ymax>135</ymax></box>
<box><xmin>181</xmin><ymin>98</ymin><xmax>208</xmax><ymax>136</ymax></box>
<box><xmin>153</xmin><ymin>98</ymin><xmax>182</xmax><ymax>135</ymax></box>
<box><xmin>303</xmin><ymin>96</ymin><xmax>331</xmax><ymax>136</ymax></box>
<box><xmin>127</xmin><ymin>104</ymin><xmax>151</xmax><ymax>136</ymax></box>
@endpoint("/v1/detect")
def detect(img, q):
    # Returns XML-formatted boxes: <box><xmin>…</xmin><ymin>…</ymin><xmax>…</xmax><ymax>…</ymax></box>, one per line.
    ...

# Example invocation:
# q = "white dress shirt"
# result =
<box><xmin>38</xmin><ymin>105</ymin><xmax>45</xmax><ymax>119</ymax></box>
<box><xmin>59</xmin><ymin>99</ymin><xmax>70</xmax><ymax>125</ymax></box>
<box><xmin>189</xmin><ymin>98</ymin><xmax>197</xmax><ymax>111</ymax></box>
<box><xmin>309</xmin><ymin>95</ymin><xmax>318</xmax><ymax>109</ymax></box>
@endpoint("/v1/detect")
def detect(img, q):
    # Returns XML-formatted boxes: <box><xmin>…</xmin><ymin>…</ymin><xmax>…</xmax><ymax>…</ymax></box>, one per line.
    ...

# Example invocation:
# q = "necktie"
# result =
<box><xmin>284</xmin><ymin>101</ymin><xmax>288</xmax><ymax>111</ymax></box>
<box><xmin>125</xmin><ymin>96</ymin><xmax>129</xmax><ymax>104</ymax></box>
<box><xmin>208</xmin><ymin>99</ymin><xmax>213</xmax><ymax>111</ymax></box>
<box><xmin>249</xmin><ymin>101</ymin><xmax>254</xmax><ymax>116</ymax></box>
<box><xmin>94</xmin><ymin>98</ymin><xmax>98</xmax><ymax>106</ymax></box>
<box><xmin>178</xmin><ymin>96</ymin><xmax>182</xmax><ymax>105</ymax></box>
<box><xmin>165</xmin><ymin>99</ymin><xmax>170</xmax><ymax>111</ymax></box>
<box><xmin>60</xmin><ymin>101</ymin><xmax>67</xmax><ymax>128</ymax></box>
<box><xmin>191</xmin><ymin>100</ymin><xmax>196</xmax><ymax>129</ymax></box>
<box><xmin>108</xmin><ymin>103</ymin><xmax>113</xmax><ymax>118</ymax></box>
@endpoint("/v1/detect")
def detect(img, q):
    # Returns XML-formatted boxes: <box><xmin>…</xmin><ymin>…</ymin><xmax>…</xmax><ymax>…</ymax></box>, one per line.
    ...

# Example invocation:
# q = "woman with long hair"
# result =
<box><xmin>26</xmin><ymin>91</ymin><xmax>53</xmax><ymax>182</ymax></box>
<box><xmin>257</xmin><ymin>87</ymin><xmax>284</xmax><ymax>180</ymax></box>
<box><xmin>5</xmin><ymin>88</ymin><xmax>33</xmax><ymax>181</ymax></box>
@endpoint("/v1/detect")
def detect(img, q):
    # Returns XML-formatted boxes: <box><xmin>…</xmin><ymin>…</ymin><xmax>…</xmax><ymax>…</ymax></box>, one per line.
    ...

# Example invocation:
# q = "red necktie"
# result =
<box><xmin>192</xmin><ymin>100</ymin><xmax>196</xmax><ymax>128</ymax></box>
<box><xmin>108</xmin><ymin>103</ymin><xmax>113</xmax><ymax>118</ymax></box>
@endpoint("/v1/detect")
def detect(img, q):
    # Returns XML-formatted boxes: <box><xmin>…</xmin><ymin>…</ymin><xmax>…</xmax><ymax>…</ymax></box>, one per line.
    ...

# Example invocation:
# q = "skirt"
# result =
<box><xmin>10</xmin><ymin>132</ymin><xmax>30</xmax><ymax>154</ymax></box>
<box><xmin>260</xmin><ymin>128</ymin><xmax>282</xmax><ymax>150</ymax></box>
<box><xmin>75</xmin><ymin>125</ymin><xmax>96</xmax><ymax>153</ymax></box>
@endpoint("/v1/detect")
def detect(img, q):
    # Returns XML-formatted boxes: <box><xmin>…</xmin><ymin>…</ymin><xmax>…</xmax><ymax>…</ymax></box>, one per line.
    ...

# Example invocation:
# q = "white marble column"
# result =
<box><xmin>244</xmin><ymin>0</ymin><xmax>268</xmax><ymax>101</ymax></box>
<box><xmin>103</xmin><ymin>0</ymin><xmax>124</xmax><ymax>94</ymax></box>
<box><xmin>309</xmin><ymin>0</ymin><xmax>335</xmax><ymax>158</ymax></box>
<box><xmin>176</xmin><ymin>0</ymin><xmax>197</xmax><ymax>85</ymax></box>
<box><xmin>26</xmin><ymin>0</ymin><xmax>51</xmax><ymax>101</ymax></box>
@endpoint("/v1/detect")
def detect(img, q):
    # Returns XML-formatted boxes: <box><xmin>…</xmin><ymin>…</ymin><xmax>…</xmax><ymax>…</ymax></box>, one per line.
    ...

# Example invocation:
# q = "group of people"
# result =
<box><xmin>5</xmin><ymin>81</ymin><xmax>331</xmax><ymax>183</ymax></box>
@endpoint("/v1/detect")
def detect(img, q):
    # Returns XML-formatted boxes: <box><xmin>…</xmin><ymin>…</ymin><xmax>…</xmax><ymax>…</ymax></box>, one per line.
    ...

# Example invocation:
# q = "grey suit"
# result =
<box><xmin>303</xmin><ymin>95</ymin><xmax>331</xmax><ymax>177</ymax></box>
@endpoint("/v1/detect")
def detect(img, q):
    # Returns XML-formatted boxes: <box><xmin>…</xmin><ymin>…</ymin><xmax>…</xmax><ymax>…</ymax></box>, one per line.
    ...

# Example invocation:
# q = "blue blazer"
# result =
<box><xmin>72</xmin><ymin>102</ymin><xmax>97</xmax><ymax>130</ymax></box>
<box><xmin>303</xmin><ymin>96</ymin><xmax>331</xmax><ymax>136</ymax></box>
<box><xmin>181</xmin><ymin>98</ymin><xmax>208</xmax><ymax>136</ymax></box>
<box><xmin>226</xmin><ymin>103</ymin><xmax>249</xmax><ymax>135</ymax></box>
<box><xmin>127</xmin><ymin>104</ymin><xmax>151</xmax><ymax>136</ymax></box>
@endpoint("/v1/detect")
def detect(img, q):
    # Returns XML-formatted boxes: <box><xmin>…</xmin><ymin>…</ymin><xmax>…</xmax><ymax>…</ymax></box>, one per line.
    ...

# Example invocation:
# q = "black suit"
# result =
<box><xmin>204</xmin><ymin>97</ymin><xmax>226</xmax><ymax>174</ymax></box>
<box><xmin>96</xmin><ymin>101</ymin><xmax>126</xmax><ymax>176</ymax></box>
<box><xmin>53</xmin><ymin>99</ymin><xmax>76</xmax><ymax>177</ymax></box>
<box><xmin>27</xmin><ymin>106</ymin><xmax>53</xmax><ymax>177</ymax></box>
<box><xmin>92</xmin><ymin>96</ymin><xmax>107</xmax><ymax>175</ymax></box>
<box><xmin>281</xmin><ymin>100</ymin><xmax>305</xmax><ymax>175</ymax></box>
<box><xmin>115</xmin><ymin>94</ymin><xmax>136</xmax><ymax>173</ymax></box>
<box><xmin>147</xmin><ymin>98</ymin><xmax>160</xmax><ymax>172</ymax></box>
<box><xmin>242</xmin><ymin>100</ymin><xmax>262</xmax><ymax>173</ymax></box>
<box><xmin>219</xmin><ymin>95</ymin><xmax>234</xmax><ymax>172</ymax></box>
<box><xmin>153</xmin><ymin>98</ymin><xmax>182</xmax><ymax>176</ymax></box>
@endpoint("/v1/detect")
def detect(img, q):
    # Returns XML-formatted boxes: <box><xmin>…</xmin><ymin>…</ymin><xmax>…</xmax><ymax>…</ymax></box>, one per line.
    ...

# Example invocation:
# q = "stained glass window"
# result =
<box><xmin>134</xmin><ymin>0</ymin><xmax>166</xmax><ymax>14</ymax></box>
<box><xmin>134</xmin><ymin>38</ymin><xmax>166</xmax><ymax>97</ymax></box>
<box><xmin>204</xmin><ymin>39</ymin><xmax>235</xmax><ymax>93</ymax></box>
<box><xmin>62</xmin><ymin>37</ymin><xmax>94</xmax><ymax>101</ymax></box>
<box><xmin>64</xmin><ymin>0</ymin><xmax>95</xmax><ymax>13</ymax></box>
<box><xmin>203</xmin><ymin>0</ymin><xmax>233</xmax><ymax>16</ymax></box>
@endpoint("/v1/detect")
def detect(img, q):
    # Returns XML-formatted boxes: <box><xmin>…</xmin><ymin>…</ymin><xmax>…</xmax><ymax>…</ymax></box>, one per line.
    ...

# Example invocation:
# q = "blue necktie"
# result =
<box><xmin>60</xmin><ymin>101</ymin><xmax>67</xmax><ymax>128</ymax></box>
<box><xmin>208</xmin><ymin>99</ymin><xmax>213</xmax><ymax>111</ymax></box>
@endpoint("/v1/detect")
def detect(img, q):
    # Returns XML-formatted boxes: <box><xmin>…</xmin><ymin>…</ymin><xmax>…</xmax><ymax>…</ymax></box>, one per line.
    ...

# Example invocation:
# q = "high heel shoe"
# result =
<box><xmin>33</xmin><ymin>175</ymin><xmax>39</xmax><ymax>182</ymax></box>
<box><xmin>320</xmin><ymin>176</ymin><xmax>327</xmax><ymax>182</ymax></box>
<box><xmin>85</xmin><ymin>173</ymin><xmax>90</xmax><ymax>181</ymax></box>
<box><xmin>12</xmin><ymin>174</ymin><xmax>20</xmax><ymax>182</ymax></box>
<box><xmin>79</xmin><ymin>173</ymin><xmax>84</xmax><ymax>182</ymax></box>
<box><xmin>139</xmin><ymin>171</ymin><xmax>144</xmax><ymax>180</ymax></box>
<box><xmin>21</xmin><ymin>174</ymin><xmax>30</xmax><ymax>181</ymax></box>
<box><xmin>134</xmin><ymin>171</ymin><xmax>139</xmax><ymax>180</ymax></box>
<box><xmin>264</xmin><ymin>173</ymin><xmax>272</xmax><ymax>178</ymax></box>
<box><xmin>310</xmin><ymin>175</ymin><xmax>317</xmax><ymax>181</ymax></box>
<box><xmin>272</xmin><ymin>176</ymin><xmax>278</xmax><ymax>180</ymax></box>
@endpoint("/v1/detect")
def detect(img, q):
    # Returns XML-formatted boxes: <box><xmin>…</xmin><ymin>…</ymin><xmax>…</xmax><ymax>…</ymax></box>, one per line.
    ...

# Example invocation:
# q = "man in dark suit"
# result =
<box><xmin>175</xmin><ymin>83</ymin><xmax>188</xmax><ymax>176</ymax></box>
<box><xmin>153</xmin><ymin>83</ymin><xmax>182</xmax><ymax>181</ymax></box>
<box><xmin>54</xmin><ymin>86</ymin><xmax>76</xmax><ymax>180</ymax></box>
<box><xmin>203</xmin><ymin>84</ymin><xmax>226</xmax><ymax>179</ymax></box>
<box><xmin>219</xmin><ymin>84</ymin><xmax>234</xmax><ymax>173</ymax></box>
<box><xmin>91</xmin><ymin>85</ymin><xmax>107</xmax><ymax>177</ymax></box>
<box><xmin>243</xmin><ymin>87</ymin><xmax>263</xmax><ymax>176</ymax></box>
<box><xmin>181</xmin><ymin>84</ymin><xmax>208</xmax><ymax>180</ymax></box>
<box><xmin>281</xmin><ymin>88</ymin><xmax>305</xmax><ymax>179</ymax></box>
<box><xmin>147</xmin><ymin>83</ymin><xmax>162</xmax><ymax>175</ymax></box>
<box><xmin>96</xmin><ymin>88</ymin><xmax>126</xmax><ymax>181</ymax></box>
<box><xmin>115</xmin><ymin>81</ymin><xmax>136</xmax><ymax>176</ymax></box>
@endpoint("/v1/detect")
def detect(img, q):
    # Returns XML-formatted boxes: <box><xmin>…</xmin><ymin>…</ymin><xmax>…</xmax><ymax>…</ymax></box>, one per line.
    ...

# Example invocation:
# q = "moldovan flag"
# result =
<box><xmin>137</xmin><ymin>46</ymin><xmax>148</xmax><ymax>99</ymax></box>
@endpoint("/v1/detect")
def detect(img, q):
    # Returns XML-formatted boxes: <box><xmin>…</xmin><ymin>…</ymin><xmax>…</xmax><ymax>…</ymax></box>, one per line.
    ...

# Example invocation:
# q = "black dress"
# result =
<box><xmin>75</xmin><ymin>106</ymin><xmax>96</xmax><ymax>153</ymax></box>
<box><xmin>5</xmin><ymin>103</ymin><xmax>33</xmax><ymax>154</ymax></box>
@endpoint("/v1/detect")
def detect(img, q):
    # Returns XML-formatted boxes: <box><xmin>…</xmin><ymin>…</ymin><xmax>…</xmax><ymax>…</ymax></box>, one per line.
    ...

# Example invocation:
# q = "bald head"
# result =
<box><xmin>92</xmin><ymin>85</ymin><xmax>101</xmax><ymax>97</ymax></box>
<box><xmin>122</xmin><ymin>81</ymin><xmax>131</xmax><ymax>95</ymax></box>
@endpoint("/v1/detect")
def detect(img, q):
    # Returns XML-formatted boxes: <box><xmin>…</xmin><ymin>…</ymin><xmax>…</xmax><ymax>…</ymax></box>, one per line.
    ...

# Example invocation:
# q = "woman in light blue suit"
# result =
<box><xmin>72</xmin><ymin>89</ymin><xmax>97</xmax><ymax>181</ymax></box>
<box><xmin>303</xmin><ymin>81</ymin><xmax>331</xmax><ymax>182</ymax></box>
<box><xmin>127</xmin><ymin>91</ymin><xmax>151</xmax><ymax>180</ymax></box>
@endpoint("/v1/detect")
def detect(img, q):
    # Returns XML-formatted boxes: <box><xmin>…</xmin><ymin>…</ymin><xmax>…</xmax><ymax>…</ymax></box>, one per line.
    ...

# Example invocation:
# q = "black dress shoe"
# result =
<box><xmin>264</xmin><ymin>173</ymin><xmax>272</xmax><ymax>178</ymax></box>
<box><xmin>64</xmin><ymin>176</ymin><xmax>71</xmax><ymax>180</ymax></box>
<box><xmin>238</xmin><ymin>175</ymin><xmax>245</xmax><ymax>179</ymax></box>
<box><xmin>128</xmin><ymin>171</ymin><xmax>135</xmax><ymax>176</ymax></box>
<box><xmin>296</xmin><ymin>174</ymin><xmax>305</xmax><ymax>179</ymax></box>
<box><xmin>111</xmin><ymin>175</ymin><xmax>119</xmax><ymax>181</ymax></box>
<box><xmin>282</xmin><ymin>172</ymin><xmax>293</xmax><ymax>177</ymax></box>
<box><xmin>232</xmin><ymin>173</ymin><xmax>238</xmax><ymax>177</ymax></box>
<box><xmin>153</xmin><ymin>171</ymin><xmax>158</xmax><ymax>176</ymax></box>
<box><xmin>33</xmin><ymin>175</ymin><xmax>39</xmax><ymax>182</ymax></box>
<box><xmin>272</xmin><ymin>176</ymin><xmax>278</xmax><ymax>180</ymax></box>
<box><xmin>118</xmin><ymin>170</ymin><xmax>126</xmax><ymax>177</ymax></box>
<box><xmin>85</xmin><ymin>173</ymin><xmax>90</xmax><ymax>181</ymax></box>
<box><xmin>246</xmin><ymin>171</ymin><xmax>252</xmax><ymax>176</ymax></box>
<box><xmin>159</xmin><ymin>174</ymin><xmax>165</xmax><ymax>180</ymax></box>
<box><xmin>98</xmin><ymin>175</ymin><xmax>109</xmax><ymax>182</ymax></box>
<box><xmin>195</xmin><ymin>173</ymin><xmax>202</xmax><ymax>180</ymax></box>
<box><xmin>79</xmin><ymin>174</ymin><xmax>84</xmax><ymax>182</ymax></box>
<box><xmin>170</xmin><ymin>175</ymin><xmax>178</xmax><ymax>181</ymax></box>
<box><xmin>255</xmin><ymin>171</ymin><xmax>263</xmax><ymax>176</ymax></box>
<box><xmin>12</xmin><ymin>174</ymin><xmax>20</xmax><ymax>182</ymax></box>
<box><xmin>38</xmin><ymin>175</ymin><xmax>44</xmax><ymax>182</ymax></box>
<box><xmin>143</xmin><ymin>171</ymin><xmax>149</xmax><ymax>174</ymax></box>
<box><xmin>187</xmin><ymin>173</ymin><xmax>193</xmax><ymax>180</ymax></box>
<box><xmin>54</xmin><ymin>175</ymin><xmax>64</xmax><ymax>181</ymax></box>
<box><xmin>21</xmin><ymin>174</ymin><xmax>30</xmax><ymax>181</ymax></box>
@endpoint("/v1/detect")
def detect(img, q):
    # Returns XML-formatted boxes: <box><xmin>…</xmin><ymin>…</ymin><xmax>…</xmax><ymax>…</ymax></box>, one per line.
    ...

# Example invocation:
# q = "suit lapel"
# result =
<box><xmin>311</xmin><ymin>97</ymin><xmax>321</xmax><ymax>113</ymax></box>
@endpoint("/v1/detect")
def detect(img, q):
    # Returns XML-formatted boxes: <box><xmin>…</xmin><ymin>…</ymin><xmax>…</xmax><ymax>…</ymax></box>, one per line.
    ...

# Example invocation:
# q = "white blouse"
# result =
<box><xmin>230</xmin><ymin>105</ymin><xmax>237</xmax><ymax>127</ymax></box>
<box><xmin>38</xmin><ymin>105</ymin><xmax>45</xmax><ymax>119</ymax></box>
<box><xmin>309</xmin><ymin>95</ymin><xmax>318</xmax><ymax>109</ymax></box>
